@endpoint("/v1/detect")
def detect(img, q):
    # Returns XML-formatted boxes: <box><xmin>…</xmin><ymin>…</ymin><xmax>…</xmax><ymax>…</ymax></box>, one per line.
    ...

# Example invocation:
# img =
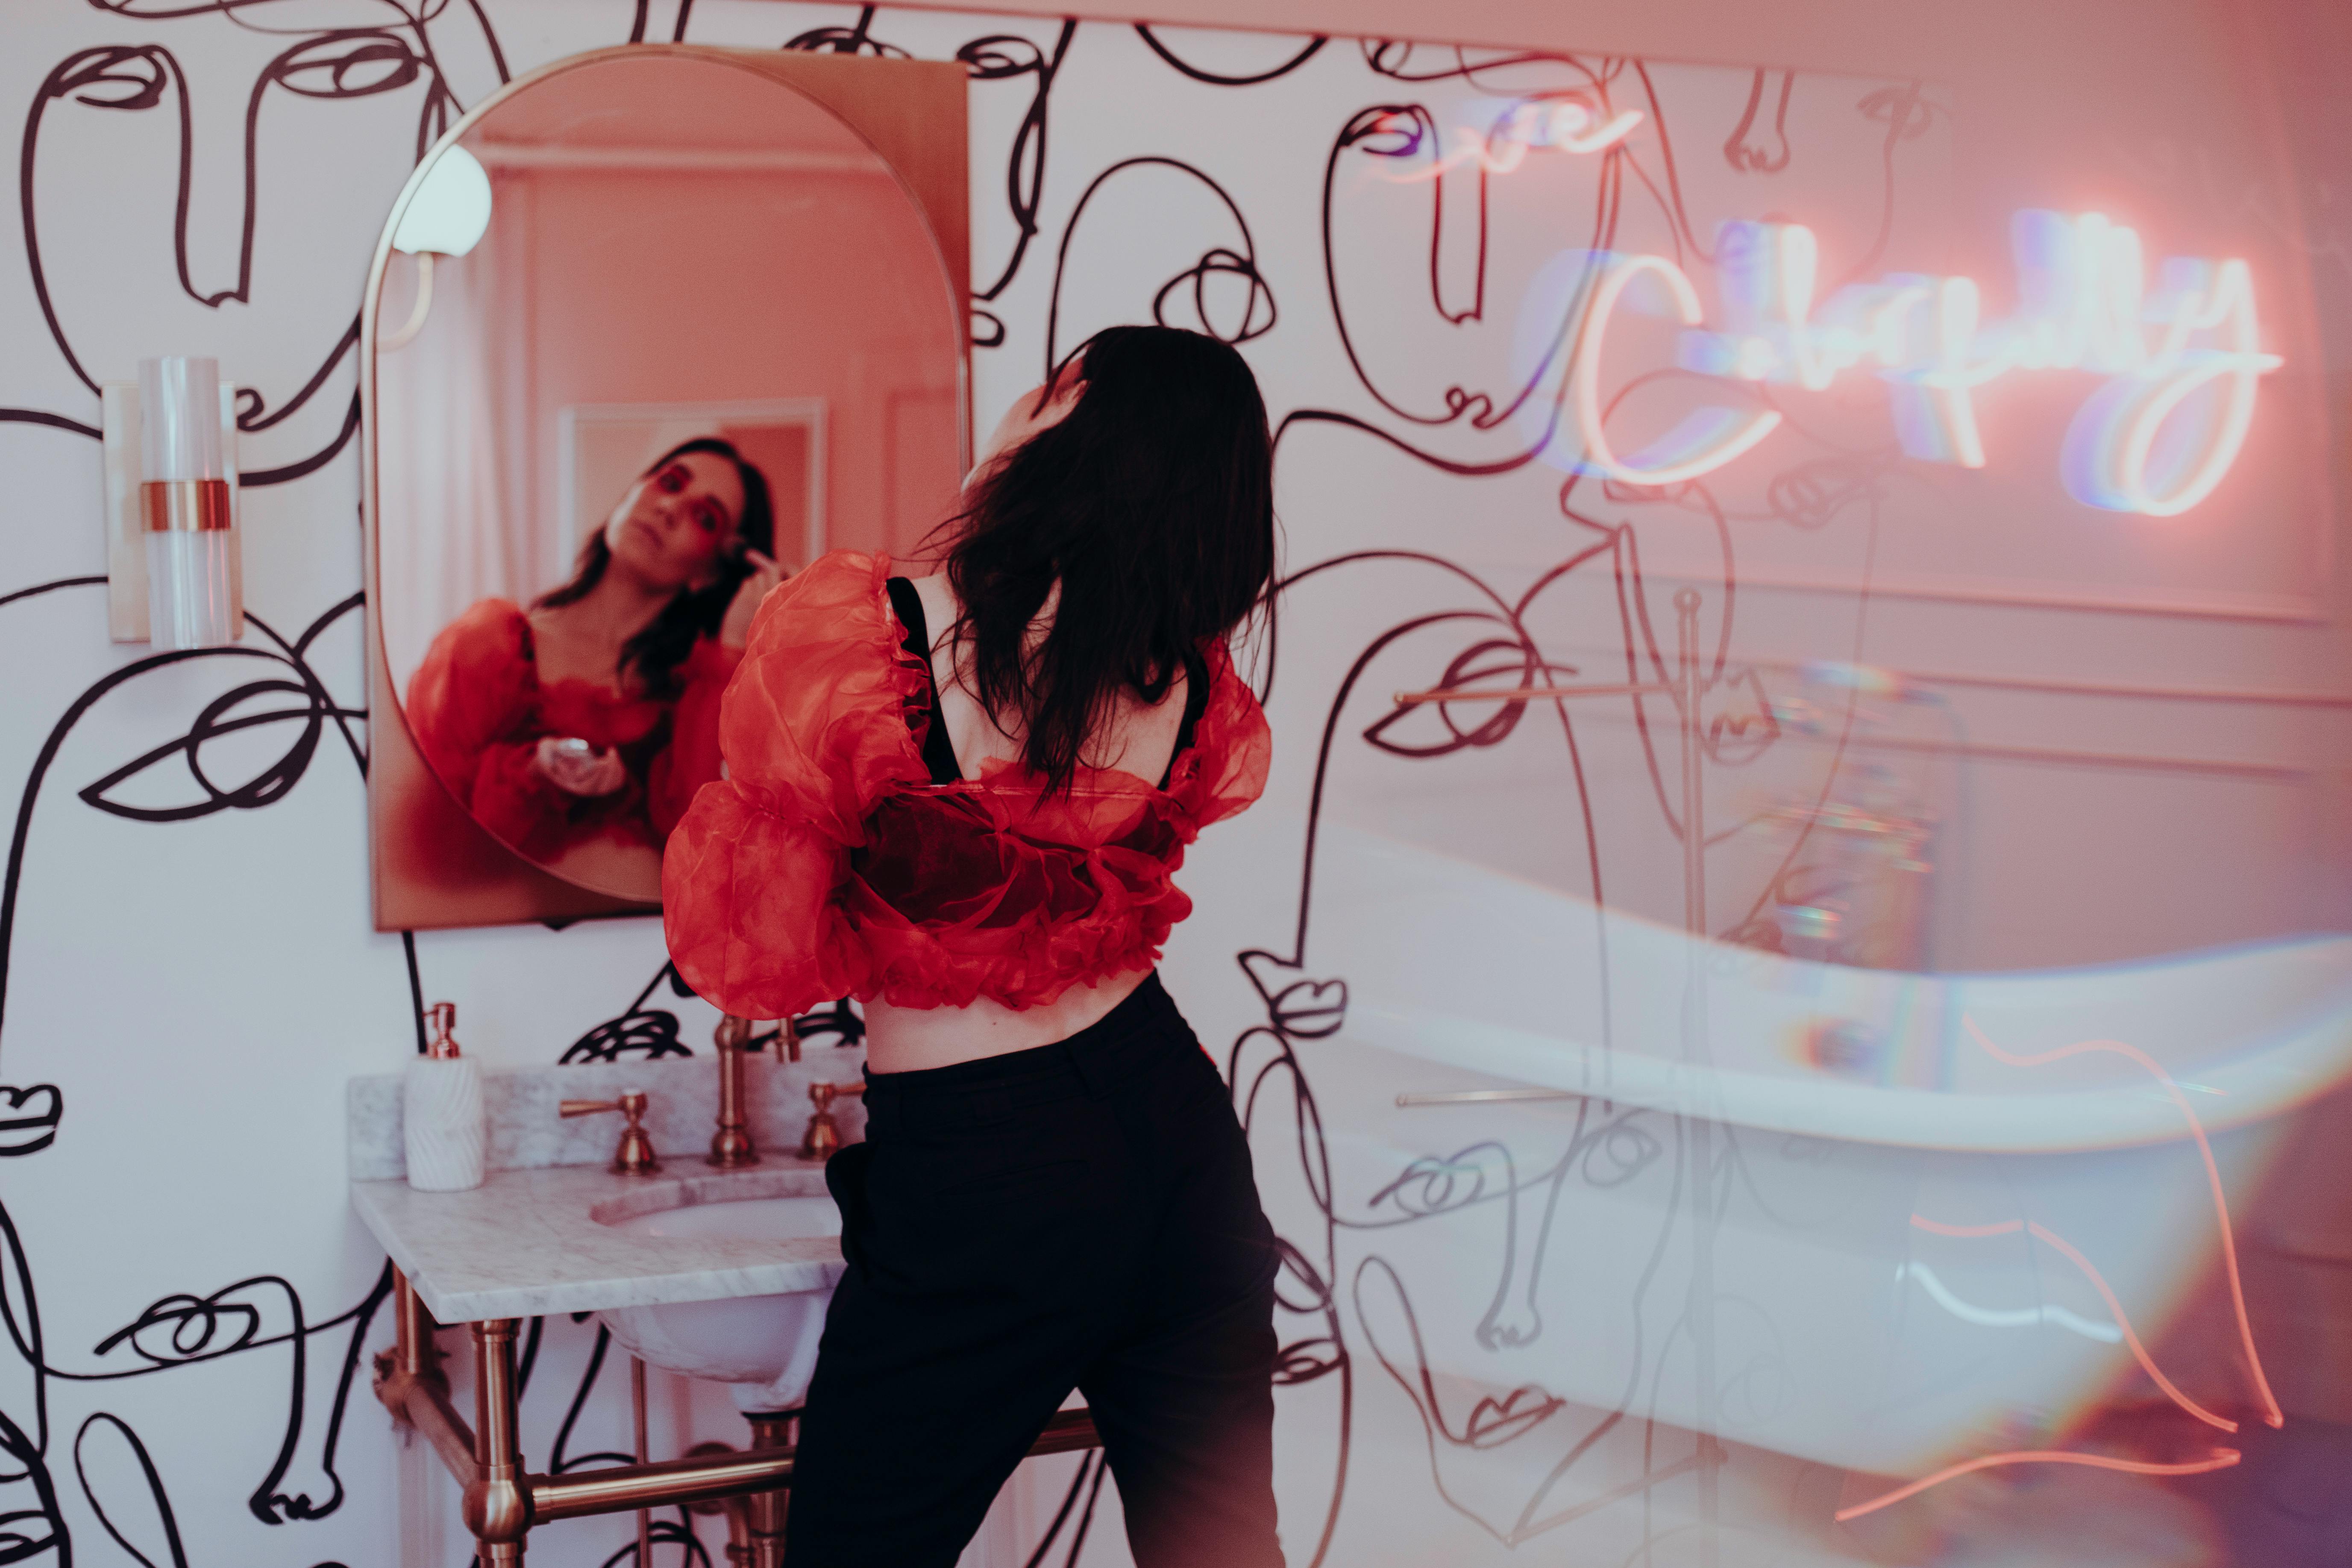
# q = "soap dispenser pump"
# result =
<box><xmin>404</xmin><ymin>1001</ymin><xmax>486</xmax><ymax>1191</ymax></box>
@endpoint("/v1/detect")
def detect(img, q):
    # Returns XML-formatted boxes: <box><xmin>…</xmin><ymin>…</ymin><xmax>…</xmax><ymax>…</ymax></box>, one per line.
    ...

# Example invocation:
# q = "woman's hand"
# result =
<box><xmin>534</xmin><ymin>736</ymin><xmax>628</xmax><ymax>796</ymax></box>
<box><xmin>720</xmin><ymin>551</ymin><xmax>786</xmax><ymax>649</ymax></box>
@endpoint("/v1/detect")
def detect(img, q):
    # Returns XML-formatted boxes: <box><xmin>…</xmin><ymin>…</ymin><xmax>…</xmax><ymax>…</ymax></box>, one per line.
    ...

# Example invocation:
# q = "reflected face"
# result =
<box><xmin>604</xmin><ymin>451</ymin><xmax>748</xmax><ymax>592</ymax></box>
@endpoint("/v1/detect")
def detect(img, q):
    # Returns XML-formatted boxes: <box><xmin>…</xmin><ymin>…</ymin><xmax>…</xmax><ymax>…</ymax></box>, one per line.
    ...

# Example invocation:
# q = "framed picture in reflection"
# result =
<box><xmin>561</xmin><ymin>399</ymin><xmax>827</xmax><ymax>574</ymax></box>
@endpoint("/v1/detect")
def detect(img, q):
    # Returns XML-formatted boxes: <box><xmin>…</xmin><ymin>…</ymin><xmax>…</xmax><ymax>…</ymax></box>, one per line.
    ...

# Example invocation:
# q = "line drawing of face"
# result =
<box><xmin>602</xmin><ymin>450</ymin><xmax>749</xmax><ymax>593</ymax></box>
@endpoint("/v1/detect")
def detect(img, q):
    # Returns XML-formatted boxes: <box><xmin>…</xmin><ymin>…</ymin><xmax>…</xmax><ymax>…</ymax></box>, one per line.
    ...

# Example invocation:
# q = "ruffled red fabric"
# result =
<box><xmin>405</xmin><ymin>599</ymin><xmax>739</xmax><ymax>862</ymax></box>
<box><xmin>664</xmin><ymin>550</ymin><xmax>1271</xmax><ymax>1021</ymax></box>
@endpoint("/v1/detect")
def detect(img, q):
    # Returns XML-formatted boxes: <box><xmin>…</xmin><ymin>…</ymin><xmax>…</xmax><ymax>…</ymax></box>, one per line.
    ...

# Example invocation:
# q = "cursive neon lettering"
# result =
<box><xmin>1570</xmin><ymin>252</ymin><xmax>1783</xmax><ymax>484</ymax></box>
<box><xmin>2061</xmin><ymin>258</ymin><xmax>2278</xmax><ymax>515</ymax></box>
<box><xmin>1395</xmin><ymin>97</ymin><xmax>1644</xmax><ymax>184</ymax></box>
<box><xmin>1548</xmin><ymin>209</ymin><xmax>2279</xmax><ymax>512</ymax></box>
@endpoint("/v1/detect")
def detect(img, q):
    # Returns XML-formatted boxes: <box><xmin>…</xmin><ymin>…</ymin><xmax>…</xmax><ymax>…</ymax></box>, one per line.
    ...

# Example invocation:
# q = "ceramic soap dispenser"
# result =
<box><xmin>404</xmin><ymin>1001</ymin><xmax>486</xmax><ymax>1191</ymax></box>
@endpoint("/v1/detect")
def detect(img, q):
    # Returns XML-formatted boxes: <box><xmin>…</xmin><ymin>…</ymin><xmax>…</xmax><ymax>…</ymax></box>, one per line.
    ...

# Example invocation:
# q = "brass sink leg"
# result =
<box><xmin>688</xmin><ymin>1410</ymin><xmax>793</xmax><ymax>1567</ymax></box>
<box><xmin>392</xmin><ymin>1271</ymin><xmax>440</xmax><ymax>1387</ymax></box>
<box><xmin>467</xmin><ymin>1319</ymin><xmax>529</xmax><ymax>1565</ymax></box>
<box><xmin>631</xmin><ymin>1357</ymin><xmax>652</xmax><ymax>1568</ymax></box>
<box><xmin>745</xmin><ymin>1412</ymin><xmax>796</xmax><ymax>1568</ymax></box>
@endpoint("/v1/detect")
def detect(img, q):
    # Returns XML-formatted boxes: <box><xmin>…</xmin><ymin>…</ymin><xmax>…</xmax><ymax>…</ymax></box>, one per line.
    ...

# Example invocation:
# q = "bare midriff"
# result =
<box><xmin>863</xmin><ymin>966</ymin><xmax>1153</xmax><ymax>1074</ymax></box>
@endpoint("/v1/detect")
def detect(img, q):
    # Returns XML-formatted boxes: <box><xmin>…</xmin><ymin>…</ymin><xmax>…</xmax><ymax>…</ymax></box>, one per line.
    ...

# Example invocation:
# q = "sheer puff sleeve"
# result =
<box><xmin>1163</xmin><ymin>642</ymin><xmax>1271</xmax><ymax>830</ymax></box>
<box><xmin>405</xmin><ymin>600</ymin><xmax>576</xmax><ymax>857</ymax></box>
<box><xmin>663</xmin><ymin>552</ymin><xmax>929</xmax><ymax>1019</ymax></box>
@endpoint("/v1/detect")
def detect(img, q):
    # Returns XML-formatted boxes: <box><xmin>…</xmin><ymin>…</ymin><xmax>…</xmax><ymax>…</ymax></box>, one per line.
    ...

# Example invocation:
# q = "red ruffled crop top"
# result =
<box><xmin>406</xmin><ymin>599</ymin><xmax>738</xmax><ymax>863</ymax></box>
<box><xmin>662</xmin><ymin>550</ymin><xmax>1271</xmax><ymax>1019</ymax></box>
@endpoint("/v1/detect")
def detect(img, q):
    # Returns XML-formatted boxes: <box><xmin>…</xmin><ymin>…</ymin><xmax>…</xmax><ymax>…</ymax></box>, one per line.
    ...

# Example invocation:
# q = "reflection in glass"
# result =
<box><xmin>369</xmin><ymin>49</ymin><xmax>965</xmax><ymax>912</ymax></box>
<box><xmin>405</xmin><ymin>439</ymin><xmax>776</xmax><ymax>884</ymax></box>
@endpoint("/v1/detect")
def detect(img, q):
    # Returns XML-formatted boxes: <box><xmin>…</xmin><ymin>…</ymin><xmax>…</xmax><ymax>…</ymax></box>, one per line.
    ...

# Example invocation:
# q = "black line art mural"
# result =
<box><xmin>1</xmin><ymin>3</ymin><xmax>2325</xmax><ymax>1565</ymax></box>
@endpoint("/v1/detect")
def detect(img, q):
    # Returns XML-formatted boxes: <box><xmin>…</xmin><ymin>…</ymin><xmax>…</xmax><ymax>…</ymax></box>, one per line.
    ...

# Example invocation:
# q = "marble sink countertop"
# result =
<box><xmin>350</xmin><ymin>1161</ymin><xmax>845</xmax><ymax>1324</ymax></box>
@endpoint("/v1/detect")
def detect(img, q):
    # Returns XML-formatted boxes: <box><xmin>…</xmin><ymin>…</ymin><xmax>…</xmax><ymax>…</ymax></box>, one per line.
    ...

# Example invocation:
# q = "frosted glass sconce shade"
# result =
<box><xmin>379</xmin><ymin>147</ymin><xmax>493</xmax><ymax>352</ymax></box>
<box><xmin>392</xmin><ymin>145</ymin><xmax>493</xmax><ymax>257</ymax></box>
<box><xmin>137</xmin><ymin>356</ymin><xmax>240</xmax><ymax>651</ymax></box>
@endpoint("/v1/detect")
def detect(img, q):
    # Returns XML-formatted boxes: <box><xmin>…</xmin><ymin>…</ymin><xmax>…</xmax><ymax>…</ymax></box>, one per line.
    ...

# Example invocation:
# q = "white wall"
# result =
<box><xmin>2</xmin><ymin>2</ymin><xmax>2346</xmax><ymax>1566</ymax></box>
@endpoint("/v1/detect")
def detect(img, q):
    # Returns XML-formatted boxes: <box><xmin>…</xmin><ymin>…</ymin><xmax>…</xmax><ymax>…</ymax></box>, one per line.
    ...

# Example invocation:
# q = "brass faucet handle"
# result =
<box><xmin>798</xmin><ymin>1079</ymin><xmax>866</xmax><ymax>1162</ymax></box>
<box><xmin>559</xmin><ymin>1089</ymin><xmax>661</xmax><ymax>1175</ymax></box>
<box><xmin>807</xmin><ymin>1079</ymin><xmax>866</xmax><ymax>1111</ymax></box>
<box><xmin>559</xmin><ymin>1091</ymin><xmax>643</xmax><ymax>1118</ymax></box>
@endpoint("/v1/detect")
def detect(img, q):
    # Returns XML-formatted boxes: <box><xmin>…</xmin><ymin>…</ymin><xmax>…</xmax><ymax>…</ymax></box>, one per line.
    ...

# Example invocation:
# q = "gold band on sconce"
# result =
<box><xmin>140</xmin><ymin>478</ymin><xmax>233</xmax><ymax>533</ymax></box>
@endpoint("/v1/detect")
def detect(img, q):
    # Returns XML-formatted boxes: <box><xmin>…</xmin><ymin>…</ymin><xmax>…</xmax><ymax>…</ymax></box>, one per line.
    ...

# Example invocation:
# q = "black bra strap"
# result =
<box><xmin>885</xmin><ymin>577</ymin><xmax>962</xmax><ymax>785</ymax></box>
<box><xmin>890</xmin><ymin>578</ymin><xmax>1210</xmax><ymax>793</ymax></box>
<box><xmin>1158</xmin><ymin>648</ymin><xmax>1213</xmax><ymax>790</ymax></box>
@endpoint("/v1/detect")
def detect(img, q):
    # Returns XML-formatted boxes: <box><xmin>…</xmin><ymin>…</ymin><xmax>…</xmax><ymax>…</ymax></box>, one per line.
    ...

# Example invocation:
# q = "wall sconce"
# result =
<box><xmin>100</xmin><ymin>357</ymin><xmax>243</xmax><ymax>648</ymax></box>
<box><xmin>379</xmin><ymin>144</ymin><xmax>493</xmax><ymax>351</ymax></box>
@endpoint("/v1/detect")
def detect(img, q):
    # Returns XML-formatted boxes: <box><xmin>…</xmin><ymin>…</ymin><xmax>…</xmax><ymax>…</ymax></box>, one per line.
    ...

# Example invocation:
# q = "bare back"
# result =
<box><xmin>861</xmin><ymin>573</ymin><xmax>1191</xmax><ymax>1072</ymax></box>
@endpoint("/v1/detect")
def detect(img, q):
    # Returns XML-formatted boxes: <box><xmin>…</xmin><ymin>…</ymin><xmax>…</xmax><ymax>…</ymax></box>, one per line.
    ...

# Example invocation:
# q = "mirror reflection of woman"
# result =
<box><xmin>405</xmin><ymin>438</ymin><xmax>782</xmax><ymax>869</ymax></box>
<box><xmin>666</xmin><ymin>328</ymin><xmax>1283</xmax><ymax>1567</ymax></box>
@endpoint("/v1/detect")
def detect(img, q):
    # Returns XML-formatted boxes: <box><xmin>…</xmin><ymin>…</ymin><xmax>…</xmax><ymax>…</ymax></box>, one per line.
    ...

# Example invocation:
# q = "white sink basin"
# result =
<box><xmin>612</xmin><ymin>1194</ymin><xmax>843</xmax><ymax>1243</ymax></box>
<box><xmin>594</xmin><ymin>1190</ymin><xmax>844</xmax><ymax>1412</ymax></box>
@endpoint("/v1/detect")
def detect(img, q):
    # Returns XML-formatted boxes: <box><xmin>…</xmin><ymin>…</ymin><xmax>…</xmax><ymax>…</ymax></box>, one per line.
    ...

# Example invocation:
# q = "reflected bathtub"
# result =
<box><xmin>1258</xmin><ymin>823</ymin><xmax>2352</xmax><ymax>1481</ymax></box>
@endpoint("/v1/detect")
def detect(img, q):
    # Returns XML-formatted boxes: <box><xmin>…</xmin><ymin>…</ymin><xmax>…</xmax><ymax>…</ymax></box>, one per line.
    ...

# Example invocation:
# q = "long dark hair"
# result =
<box><xmin>535</xmin><ymin>438</ymin><xmax>774</xmax><ymax>698</ymax></box>
<box><xmin>938</xmin><ymin>325</ymin><xmax>1275</xmax><ymax>793</ymax></box>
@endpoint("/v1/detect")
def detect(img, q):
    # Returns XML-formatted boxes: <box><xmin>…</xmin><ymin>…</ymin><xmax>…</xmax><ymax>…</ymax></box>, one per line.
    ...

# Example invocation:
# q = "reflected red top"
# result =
<box><xmin>662</xmin><ymin>551</ymin><xmax>1271</xmax><ymax>1019</ymax></box>
<box><xmin>406</xmin><ymin>599</ymin><xmax>739</xmax><ymax>862</ymax></box>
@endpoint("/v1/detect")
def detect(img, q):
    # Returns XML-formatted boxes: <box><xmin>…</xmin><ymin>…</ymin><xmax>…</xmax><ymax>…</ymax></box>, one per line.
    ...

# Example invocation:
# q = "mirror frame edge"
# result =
<box><xmin>360</xmin><ymin>44</ymin><xmax>972</xmax><ymax>933</ymax></box>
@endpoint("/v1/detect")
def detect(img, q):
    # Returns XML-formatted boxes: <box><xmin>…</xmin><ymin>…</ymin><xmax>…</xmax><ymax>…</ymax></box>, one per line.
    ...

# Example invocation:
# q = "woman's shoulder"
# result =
<box><xmin>441</xmin><ymin>596</ymin><xmax>529</xmax><ymax>642</ymax></box>
<box><xmin>418</xmin><ymin>597</ymin><xmax>532</xmax><ymax>675</ymax></box>
<box><xmin>407</xmin><ymin>599</ymin><xmax>536</xmax><ymax>737</ymax></box>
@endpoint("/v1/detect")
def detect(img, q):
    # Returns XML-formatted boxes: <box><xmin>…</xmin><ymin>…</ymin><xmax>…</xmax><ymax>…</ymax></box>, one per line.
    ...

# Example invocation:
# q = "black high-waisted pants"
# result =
<box><xmin>782</xmin><ymin>973</ymin><xmax>1284</xmax><ymax>1568</ymax></box>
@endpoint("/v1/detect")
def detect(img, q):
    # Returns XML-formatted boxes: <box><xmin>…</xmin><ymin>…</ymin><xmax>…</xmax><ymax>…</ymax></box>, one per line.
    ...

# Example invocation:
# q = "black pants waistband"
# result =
<box><xmin>861</xmin><ymin>972</ymin><xmax>1192</xmax><ymax>1128</ymax></box>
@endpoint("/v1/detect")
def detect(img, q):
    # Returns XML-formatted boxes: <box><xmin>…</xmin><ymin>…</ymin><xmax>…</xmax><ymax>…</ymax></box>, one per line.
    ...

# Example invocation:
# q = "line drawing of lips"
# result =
<box><xmin>0</xmin><ymin>1085</ymin><xmax>62</xmax><ymax>1157</ymax></box>
<box><xmin>1240</xmin><ymin>950</ymin><xmax>1350</xmax><ymax>1038</ymax></box>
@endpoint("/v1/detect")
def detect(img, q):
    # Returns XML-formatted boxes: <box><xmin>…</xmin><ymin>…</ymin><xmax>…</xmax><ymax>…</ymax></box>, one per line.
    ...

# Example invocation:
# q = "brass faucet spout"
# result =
<box><xmin>709</xmin><ymin>1016</ymin><xmax>763</xmax><ymax>1168</ymax></box>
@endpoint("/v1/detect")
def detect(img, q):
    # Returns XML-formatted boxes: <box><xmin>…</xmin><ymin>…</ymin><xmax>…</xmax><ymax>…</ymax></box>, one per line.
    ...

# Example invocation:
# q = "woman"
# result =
<box><xmin>407</xmin><ymin>438</ymin><xmax>782</xmax><ymax>866</ymax></box>
<box><xmin>665</xmin><ymin>326</ymin><xmax>1282</xmax><ymax>1568</ymax></box>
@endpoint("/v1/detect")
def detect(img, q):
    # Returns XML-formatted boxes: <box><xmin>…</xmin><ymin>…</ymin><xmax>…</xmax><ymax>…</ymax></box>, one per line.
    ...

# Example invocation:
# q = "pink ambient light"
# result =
<box><xmin>1960</xmin><ymin>1016</ymin><xmax>2282</xmax><ymax>1429</ymax></box>
<box><xmin>1833</xmin><ymin>1448</ymin><xmax>2240</xmax><ymax>1524</ymax></box>
<box><xmin>1539</xmin><ymin>209</ymin><xmax>2280</xmax><ymax>508</ymax></box>
<box><xmin>1907</xmin><ymin>1213</ymin><xmax>2237</xmax><ymax>1435</ymax></box>
<box><xmin>1834</xmin><ymin>1016</ymin><xmax>2282</xmax><ymax>1525</ymax></box>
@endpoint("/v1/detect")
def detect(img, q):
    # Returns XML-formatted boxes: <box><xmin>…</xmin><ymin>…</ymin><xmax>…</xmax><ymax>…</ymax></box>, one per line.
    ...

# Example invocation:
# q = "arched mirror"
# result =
<box><xmin>363</xmin><ymin>47</ymin><xmax>966</xmax><ymax>928</ymax></box>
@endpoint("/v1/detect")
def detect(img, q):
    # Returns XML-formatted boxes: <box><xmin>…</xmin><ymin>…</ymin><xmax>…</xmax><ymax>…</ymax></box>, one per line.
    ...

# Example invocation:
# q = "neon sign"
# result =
<box><xmin>1392</xmin><ymin>97</ymin><xmax>1646</xmax><ymax>182</ymax></box>
<box><xmin>1531</xmin><ymin>211</ymin><xmax>2279</xmax><ymax>516</ymax></box>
